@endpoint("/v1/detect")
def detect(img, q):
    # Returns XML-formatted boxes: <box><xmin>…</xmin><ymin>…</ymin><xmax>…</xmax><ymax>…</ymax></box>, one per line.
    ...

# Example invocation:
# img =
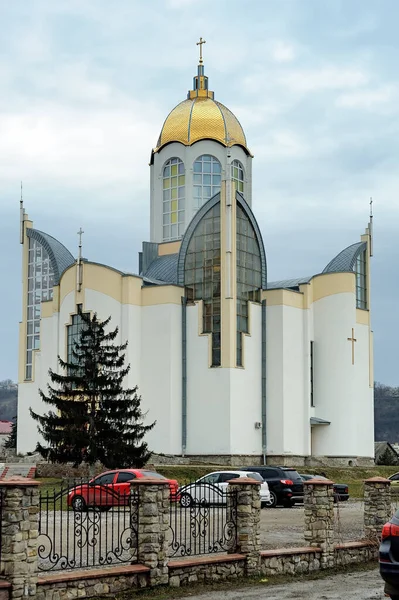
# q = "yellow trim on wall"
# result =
<box><xmin>158</xmin><ymin>240</ymin><xmax>181</xmax><ymax>256</ymax></box>
<box><xmin>356</xmin><ymin>308</ymin><xmax>370</xmax><ymax>325</ymax></box>
<box><xmin>141</xmin><ymin>285</ymin><xmax>183</xmax><ymax>306</ymax></box>
<box><xmin>41</xmin><ymin>300</ymin><xmax>54</xmax><ymax>319</ymax></box>
<box><xmin>59</xmin><ymin>265</ymin><xmax>77</xmax><ymax>305</ymax></box>
<box><xmin>262</xmin><ymin>288</ymin><xmax>304</xmax><ymax>309</ymax></box>
<box><xmin>310</xmin><ymin>272</ymin><xmax>355</xmax><ymax>304</ymax></box>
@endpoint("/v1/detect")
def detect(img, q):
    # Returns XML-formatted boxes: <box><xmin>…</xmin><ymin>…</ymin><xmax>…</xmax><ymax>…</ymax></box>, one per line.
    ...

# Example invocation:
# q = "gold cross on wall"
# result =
<box><xmin>196</xmin><ymin>37</ymin><xmax>206</xmax><ymax>64</ymax></box>
<box><xmin>347</xmin><ymin>328</ymin><xmax>357</xmax><ymax>365</ymax></box>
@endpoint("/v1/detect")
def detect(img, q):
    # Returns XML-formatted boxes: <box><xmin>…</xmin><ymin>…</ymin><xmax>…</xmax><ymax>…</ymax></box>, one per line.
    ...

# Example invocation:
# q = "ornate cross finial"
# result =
<box><xmin>77</xmin><ymin>227</ymin><xmax>84</xmax><ymax>259</ymax></box>
<box><xmin>196</xmin><ymin>37</ymin><xmax>206</xmax><ymax>64</ymax></box>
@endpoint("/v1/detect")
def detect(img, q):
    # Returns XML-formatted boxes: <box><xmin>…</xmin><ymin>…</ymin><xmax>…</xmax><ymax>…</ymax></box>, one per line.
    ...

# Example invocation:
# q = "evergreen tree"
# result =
<box><xmin>30</xmin><ymin>311</ymin><xmax>155</xmax><ymax>469</ymax></box>
<box><xmin>4</xmin><ymin>416</ymin><xmax>17</xmax><ymax>450</ymax></box>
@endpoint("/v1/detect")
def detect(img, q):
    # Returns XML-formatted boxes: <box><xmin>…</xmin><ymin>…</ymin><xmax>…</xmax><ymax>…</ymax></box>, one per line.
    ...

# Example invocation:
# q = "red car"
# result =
<box><xmin>67</xmin><ymin>469</ymin><xmax>179</xmax><ymax>511</ymax></box>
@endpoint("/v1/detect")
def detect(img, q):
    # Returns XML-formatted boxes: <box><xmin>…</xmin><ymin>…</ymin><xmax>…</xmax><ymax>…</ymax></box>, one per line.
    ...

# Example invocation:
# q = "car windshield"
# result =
<box><xmin>283</xmin><ymin>470</ymin><xmax>301</xmax><ymax>480</ymax></box>
<box><xmin>141</xmin><ymin>471</ymin><xmax>166</xmax><ymax>479</ymax></box>
<box><xmin>244</xmin><ymin>472</ymin><xmax>263</xmax><ymax>482</ymax></box>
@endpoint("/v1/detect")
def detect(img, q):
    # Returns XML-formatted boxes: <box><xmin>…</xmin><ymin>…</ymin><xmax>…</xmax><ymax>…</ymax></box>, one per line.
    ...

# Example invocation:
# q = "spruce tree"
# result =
<box><xmin>30</xmin><ymin>311</ymin><xmax>155</xmax><ymax>469</ymax></box>
<box><xmin>4</xmin><ymin>416</ymin><xmax>17</xmax><ymax>450</ymax></box>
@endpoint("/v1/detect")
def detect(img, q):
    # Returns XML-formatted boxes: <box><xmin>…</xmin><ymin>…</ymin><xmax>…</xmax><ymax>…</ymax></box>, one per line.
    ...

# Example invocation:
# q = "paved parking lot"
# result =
<box><xmin>261</xmin><ymin>500</ymin><xmax>365</xmax><ymax>548</ymax></box>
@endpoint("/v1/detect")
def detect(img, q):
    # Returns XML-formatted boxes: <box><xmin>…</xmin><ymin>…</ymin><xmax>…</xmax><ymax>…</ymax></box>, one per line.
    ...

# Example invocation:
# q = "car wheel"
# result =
<box><xmin>268</xmin><ymin>491</ymin><xmax>278</xmax><ymax>508</ymax></box>
<box><xmin>179</xmin><ymin>492</ymin><xmax>193</xmax><ymax>508</ymax></box>
<box><xmin>71</xmin><ymin>495</ymin><xmax>87</xmax><ymax>512</ymax></box>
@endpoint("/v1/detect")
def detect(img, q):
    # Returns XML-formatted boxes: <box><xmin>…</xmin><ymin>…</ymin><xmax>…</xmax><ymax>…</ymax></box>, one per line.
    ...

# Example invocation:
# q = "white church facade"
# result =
<box><xmin>17</xmin><ymin>54</ymin><xmax>375</xmax><ymax>466</ymax></box>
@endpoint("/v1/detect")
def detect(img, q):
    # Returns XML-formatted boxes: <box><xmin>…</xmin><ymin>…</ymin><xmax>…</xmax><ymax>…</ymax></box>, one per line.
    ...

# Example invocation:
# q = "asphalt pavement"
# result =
<box><xmin>180</xmin><ymin>569</ymin><xmax>386</xmax><ymax>599</ymax></box>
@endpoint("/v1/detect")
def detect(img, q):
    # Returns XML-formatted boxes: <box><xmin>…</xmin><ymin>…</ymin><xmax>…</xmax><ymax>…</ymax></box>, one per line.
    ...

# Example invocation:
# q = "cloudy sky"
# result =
<box><xmin>0</xmin><ymin>0</ymin><xmax>398</xmax><ymax>385</ymax></box>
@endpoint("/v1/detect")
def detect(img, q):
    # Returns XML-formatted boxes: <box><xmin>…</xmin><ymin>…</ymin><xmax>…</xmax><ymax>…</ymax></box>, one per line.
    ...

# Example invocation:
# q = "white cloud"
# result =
<box><xmin>270</xmin><ymin>40</ymin><xmax>296</xmax><ymax>63</ymax></box>
<box><xmin>280</xmin><ymin>66</ymin><xmax>369</xmax><ymax>93</ymax></box>
<box><xmin>336</xmin><ymin>86</ymin><xmax>396</xmax><ymax>110</ymax></box>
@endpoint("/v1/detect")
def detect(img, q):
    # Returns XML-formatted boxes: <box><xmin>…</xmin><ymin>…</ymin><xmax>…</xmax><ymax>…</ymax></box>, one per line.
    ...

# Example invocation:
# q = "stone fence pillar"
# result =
<box><xmin>227</xmin><ymin>478</ymin><xmax>261</xmax><ymax>575</ymax></box>
<box><xmin>364</xmin><ymin>477</ymin><xmax>392</xmax><ymax>541</ymax></box>
<box><xmin>304</xmin><ymin>479</ymin><xmax>335</xmax><ymax>569</ymax></box>
<box><xmin>130</xmin><ymin>479</ymin><xmax>170</xmax><ymax>587</ymax></box>
<box><xmin>0</xmin><ymin>477</ymin><xmax>40</xmax><ymax>600</ymax></box>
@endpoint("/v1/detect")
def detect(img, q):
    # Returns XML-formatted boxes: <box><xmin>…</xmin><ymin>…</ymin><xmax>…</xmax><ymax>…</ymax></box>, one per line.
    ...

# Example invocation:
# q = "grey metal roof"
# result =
<box><xmin>310</xmin><ymin>417</ymin><xmax>330</xmax><ymax>426</ymax></box>
<box><xmin>27</xmin><ymin>229</ymin><xmax>75</xmax><ymax>284</ymax></box>
<box><xmin>143</xmin><ymin>254</ymin><xmax>178</xmax><ymax>285</ymax></box>
<box><xmin>323</xmin><ymin>242</ymin><xmax>367</xmax><ymax>274</ymax></box>
<box><xmin>267</xmin><ymin>276</ymin><xmax>313</xmax><ymax>290</ymax></box>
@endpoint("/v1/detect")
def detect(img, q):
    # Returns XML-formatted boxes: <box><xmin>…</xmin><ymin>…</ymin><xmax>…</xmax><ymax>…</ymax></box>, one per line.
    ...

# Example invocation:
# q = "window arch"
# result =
<box><xmin>184</xmin><ymin>203</ymin><xmax>221</xmax><ymax>367</ymax></box>
<box><xmin>26</xmin><ymin>238</ymin><xmax>54</xmax><ymax>379</ymax></box>
<box><xmin>231</xmin><ymin>160</ymin><xmax>244</xmax><ymax>193</ymax></box>
<box><xmin>236</xmin><ymin>204</ymin><xmax>262</xmax><ymax>366</ymax></box>
<box><xmin>163</xmin><ymin>157</ymin><xmax>185</xmax><ymax>241</ymax></box>
<box><xmin>355</xmin><ymin>249</ymin><xmax>367</xmax><ymax>309</ymax></box>
<box><xmin>193</xmin><ymin>155</ymin><xmax>221</xmax><ymax>210</ymax></box>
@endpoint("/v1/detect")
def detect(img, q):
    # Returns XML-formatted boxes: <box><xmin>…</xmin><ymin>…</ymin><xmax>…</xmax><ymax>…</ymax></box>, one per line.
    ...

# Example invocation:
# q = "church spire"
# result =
<box><xmin>188</xmin><ymin>37</ymin><xmax>214</xmax><ymax>100</ymax></box>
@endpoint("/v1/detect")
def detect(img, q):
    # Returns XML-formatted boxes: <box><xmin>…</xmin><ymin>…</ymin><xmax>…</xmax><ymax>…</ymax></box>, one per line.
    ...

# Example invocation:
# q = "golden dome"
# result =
<box><xmin>154</xmin><ymin>61</ymin><xmax>250</xmax><ymax>155</ymax></box>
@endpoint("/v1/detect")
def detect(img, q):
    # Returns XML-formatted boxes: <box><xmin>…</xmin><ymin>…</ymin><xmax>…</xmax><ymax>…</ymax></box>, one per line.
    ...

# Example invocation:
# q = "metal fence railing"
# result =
<box><xmin>38</xmin><ymin>480</ymin><xmax>139</xmax><ymax>571</ymax></box>
<box><xmin>169</xmin><ymin>482</ymin><xmax>238</xmax><ymax>557</ymax></box>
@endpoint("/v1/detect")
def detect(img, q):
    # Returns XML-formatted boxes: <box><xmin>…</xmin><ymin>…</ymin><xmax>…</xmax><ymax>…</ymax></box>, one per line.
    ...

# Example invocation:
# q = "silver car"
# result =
<box><xmin>178</xmin><ymin>470</ymin><xmax>271</xmax><ymax>508</ymax></box>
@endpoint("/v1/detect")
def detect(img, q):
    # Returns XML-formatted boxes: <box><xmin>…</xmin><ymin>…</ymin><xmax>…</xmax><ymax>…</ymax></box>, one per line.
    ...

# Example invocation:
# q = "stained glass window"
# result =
<box><xmin>355</xmin><ymin>250</ymin><xmax>367</xmax><ymax>309</ymax></box>
<box><xmin>231</xmin><ymin>160</ymin><xmax>244</xmax><ymax>193</ymax></box>
<box><xmin>236</xmin><ymin>205</ymin><xmax>262</xmax><ymax>366</ymax></box>
<box><xmin>184</xmin><ymin>204</ymin><xmax>221</xmax><ymax>366</ymax></box>
<box><xmin>193</xmin><ymin>155</ymin><xmax>221</xmax><ymax>210</ymax></box>
<box><xmin>26</xmin><ymin>238</ymin><xmax>54</xmax><ymax>380</ymax></box>
<box><xmin>163</xmin><ymin>157</ymin><xmax>185</xmax><ymax>241</ymax></box>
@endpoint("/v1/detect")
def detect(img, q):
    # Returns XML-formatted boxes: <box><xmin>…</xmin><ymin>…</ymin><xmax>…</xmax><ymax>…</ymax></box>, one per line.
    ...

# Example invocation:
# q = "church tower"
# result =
<box><xmin>149</xmin><ymin>39</ymin><xmax>253</xmax><ymax>243</ymax></box>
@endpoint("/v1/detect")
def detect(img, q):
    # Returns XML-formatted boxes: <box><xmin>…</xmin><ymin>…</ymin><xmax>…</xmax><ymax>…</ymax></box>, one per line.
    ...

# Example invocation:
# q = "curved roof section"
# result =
<box><xmin>27</xmin><ymin>228</ymin><xmax>75</xmax><ymax>284</ymax></box>
<box><xmin>143</xmin><ymin>254</ymin><xmax>178</xmax><ymax>285</ymax></box>
<box><xmin>155</xmin><ymin>97</ymin><xmax>249</xmax><ymax>154</ymax></box>
<box><xmin>323</xmin><ymin>242</ymin><xmax>367</xmax><ymax>274</ymax></box>
<box><xmin>177</xmin><ymin>190</ymin><xmax>267</xmax><ymax>289</ymax></box>
<box><xmin>267</xmin><ymin>276</ymin><xmax>313</xmax><ymax>290</ymax></box>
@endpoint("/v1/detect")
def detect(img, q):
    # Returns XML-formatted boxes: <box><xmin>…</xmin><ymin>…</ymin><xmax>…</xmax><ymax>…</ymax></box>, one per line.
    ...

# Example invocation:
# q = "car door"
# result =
<box><xmin>195</xmin><ymin>473</ymin><xmax>220</xmax><ymax>503</ymax></box>
<box><xmin>390</xmin><ymin>473</ymin><xmax>399</xmax><ymax>492</ymax></box>
<box><xmin>89</xmin><ymin>472</ymin><xmax>117</xmax><ymax>507</ymax></box>
<box><xmin>114</xmin><ymin>471</ymin><xmax>137</xmax><ymax>505</ymax></box>
<box><xmin>216</xmin><ymin>472</ymin><xmax>240</xmax><ymax>503</ymax></box>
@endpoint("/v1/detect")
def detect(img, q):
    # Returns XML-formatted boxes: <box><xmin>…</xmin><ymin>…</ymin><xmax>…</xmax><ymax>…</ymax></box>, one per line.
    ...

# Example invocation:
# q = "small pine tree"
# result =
<box><xmin>4</xmin><ymin>416</ymin><xmax>17</xmax><ymax>450</ymax></box>
<box><xmin>30</xmin><ymin>311</ymin><xmax>155</xmax><ymax>469</ymax></box>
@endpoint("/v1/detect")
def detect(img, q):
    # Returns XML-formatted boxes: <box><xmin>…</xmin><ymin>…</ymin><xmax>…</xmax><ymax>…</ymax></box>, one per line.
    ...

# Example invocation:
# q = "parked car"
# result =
<box><xmin>242</xmin><ymin>466</ymin><xmax>303</xmax><ymax>507</ymax></box>
<box><xmin>379</xmin><ymin>509</ymin><xmax>399</xmax><ymax>599</ymax></box>
<box><xmin>299</xmin><ymin>474</ymin><xmax>349</xmax><ymax>502</ymax></box>
<box><xmin>67</xmin><ymin>469</ymin><xmax>179</xmax><ymax>511</ymax></box>
<box><xmin>388</xmin><ymin>473</ymin><xmax>399</xmax><ymax>494</ymax></box>
<box><xmin>178</xmin><ymin>471</ymin><xmax>271</xmax><ymax>508</ymax></box>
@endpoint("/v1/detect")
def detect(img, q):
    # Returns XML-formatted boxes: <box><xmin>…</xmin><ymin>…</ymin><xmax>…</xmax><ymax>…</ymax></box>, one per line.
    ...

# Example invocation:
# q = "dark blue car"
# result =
<box><xmin>379</xmin><ymin>508</ymin><xmax>399</xmax><ymax>598</ymax></box>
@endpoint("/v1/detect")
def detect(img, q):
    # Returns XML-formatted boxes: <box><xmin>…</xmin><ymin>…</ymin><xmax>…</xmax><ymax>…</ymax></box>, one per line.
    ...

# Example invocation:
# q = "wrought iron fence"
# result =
<box><xmin>169</xmin><ymin>482</ymin><xmax>238</xmax><ymax>557</ymax></box>
<box><xmin>38</xmin><ymin>480</ymin><xmax>139</xmax><ymax>571</ymax></box>
<box><xmin>0</xmin><ymin>488</ymin><xmax>4</xmax><ymax>567</ymax></box>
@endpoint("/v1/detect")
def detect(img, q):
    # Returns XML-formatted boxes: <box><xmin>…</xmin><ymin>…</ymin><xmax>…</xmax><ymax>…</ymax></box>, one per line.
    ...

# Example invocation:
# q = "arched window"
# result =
<box><xmin>355</xmin><ymin>249</ymin><xmax>367</xmax><ymax>309</ymax></box>
<box><xmin>163</xmin><ymin>158</ymin><xmax>185</xmax><ymax>241</ymax></box>
<box><xmin>26</xmin><ymin>238</ymin><xmax>54</xmax><ymax>379</ymax></box>
<box><xmin>193</xmin><ymin>155</ymin><xmax>221</xmax><ymax>210</ymax></box>
<box><xmin>231</xmin><ymin>160</ymin><xmax>244</xmax><ymax>193</ymax></box>
<box><xmin>184</xmin><ymin>203</ymin><xmax>221</xmax><ymax>366</ymax></box>
<box><xmin>236</xmin><ymin>205</ymin><xmax>262</xmax><ymax>366</ymax></box>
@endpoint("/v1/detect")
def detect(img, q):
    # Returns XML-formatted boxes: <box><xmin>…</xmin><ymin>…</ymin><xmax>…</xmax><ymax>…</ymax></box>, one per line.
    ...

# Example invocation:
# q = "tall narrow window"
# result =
<box><xmin>231</xmin><ymin>160</ymin><xmax>244</xmax><ymax>193</ymax></box>
<box><xmin>67</xmin><ymin>312</ymin><xmax>84</xmax><ymax>365</ymax></box>
<box><xmin>26</xmin><ymin>238</ymin><xmax>54</xmax><ymax>380</ymax></box>
<box><xmin>193</xmin><ymin>155</ymin><xmax>221</xmax><ymax>210</ymax></box>
<box><xmin>310</xmin><ymin>341</ymin><xmax>315</xmax><ymax>407</ymax></box>
<box><xmin>163</xmin><ymin>158</ymin><xmax>185</xmax><ymax>241</ymax></box>
<box><xmin>355</xmin><ymin>250</ymin><xmax>367</xmax><ymax>309</ymax></box>
<box><xmin>236</xmin><ymin>205</ymin><xmax>262</xmax><ymax>366</ymax></box>
<box><xmin>184</xmin><ymin>203</ymin><xmax>221</xmax><ymax>366</ymax></box>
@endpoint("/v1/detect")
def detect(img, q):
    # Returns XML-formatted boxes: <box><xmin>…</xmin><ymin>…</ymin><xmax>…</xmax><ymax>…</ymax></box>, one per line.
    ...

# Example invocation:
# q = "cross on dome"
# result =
<box><xmin>196</xmin><ymin>37</ymin><xmax>206</xmax><ymax>64</ymax></box>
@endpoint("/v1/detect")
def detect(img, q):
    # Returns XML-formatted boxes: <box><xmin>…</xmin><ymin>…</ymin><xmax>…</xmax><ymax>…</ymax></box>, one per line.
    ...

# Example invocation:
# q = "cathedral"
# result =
<box><xmin>17</xmin><ymin>48</ymin><xmax>375</xmax><ymax>466</ymax></box>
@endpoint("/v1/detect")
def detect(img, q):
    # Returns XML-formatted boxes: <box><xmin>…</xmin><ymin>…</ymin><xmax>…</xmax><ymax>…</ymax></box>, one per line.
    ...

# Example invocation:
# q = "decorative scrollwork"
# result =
<box><xmin>168</xmin><ymin>487</ymin><xmax>237</xmax><ymax>558</ymax></box>
<box><xmin>38</xmin><ymin>484</ymin><xmax>139</xmax><ymax>571</ymax></box>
